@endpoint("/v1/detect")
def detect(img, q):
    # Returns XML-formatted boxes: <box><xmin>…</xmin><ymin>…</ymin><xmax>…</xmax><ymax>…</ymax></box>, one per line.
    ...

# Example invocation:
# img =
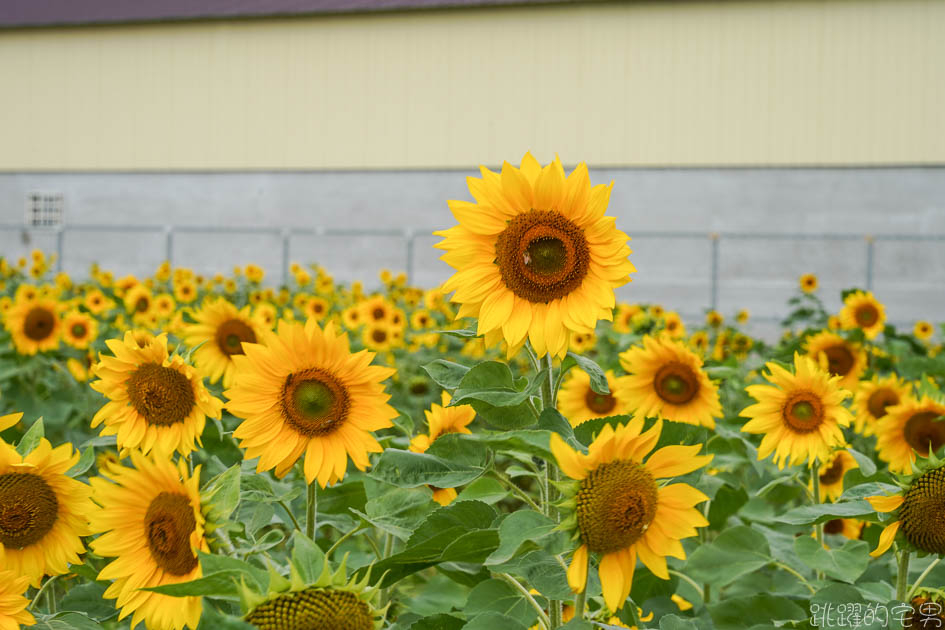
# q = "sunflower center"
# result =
<box><xmin>371</xmin><ymin>329</ymin><xmax>388</xmax><ymax>343</ymax></box>
<box><xmin>823</xmin><ymin>345</ymin><xmax>855</xmax><ymax>377</ymax></box>
<box><xmin>126</xmin><ymin>363</ymin><xmax>197</xmax><ymax>426</ymax></box>
<box><xmin>823</xmin><ymin>519</ymin><xmax>844</xmax><ymax>535</ymax></box>
<box><xmin>282</xmin><ymin>369</ymin><xmax>350</xmax><ymax>437</ymax></box>
<box><xmin>135</xmin><ymin>297</ymin><xmax>149</xmax><ymax>313</ymax></box>
<box><xmin>867</xmin><ymin>388</ymin><xmax>899</xmax><ymax>420</ymax></box>
<box><xmin>215</xmin><ymin>318</ymin><xmax>257</xmax><ymax>356</ymax></box>
<box><xmin>408</xmin><ymin>379</ymin><xmax>430</xmax><ymax>396</ymax></box>
<box><xmin>371</xmin><ymin>307</ymin><xmax>385</xmax><ymax>320</ymax></box>
<box><xmin>819</xmin><ymin>457</ymin><xmax>846</xmax><ymax>485</ymax></box>
<box><xmin>855</xmin><ymin>304</ymin><xmax>879</xmax><ymax>327</ymax></box>
<box><xmin>71</xmin><ymin>323</ymin><xmax>87</xmax><ymax>338</ymax></box>
<box><xmin>494</xmin><ymin>209</ymin><xmax>590</xmax><ymax>303</ymax></box>
<box><xmin>144</xmin><ymin>492</ymin><xmax>198</xmax><ymax>575</ymax></box>
<box><xmin>245</xmin><ymin>587</ymin><xmax>373</xmax><ymax>630</ymax></box>
<box><xmin>576</xmin><ymin>460</ymin><xmax>658</xmax><ymax>554</ymax></box>
<box><xmin>904</xmin><ymin>411</ymin><xmax>945</xmax><ymax>456</ymax></box>
<box><xmin>899</xmin><ymin>466</ymin><xmax>945</xmax><ymax>555</ymax></box>
<box><xmin>781</xmin><ymin>392</ymin><xmax>824</xmax><ymax>433</ymax></box>
<box><xmin>24</xmin><ymin>307</ymin><xmax>55</xmax><ymax>341</ymax></box>
<box><xmin>654</xmin><ymin>362</ymin><xmax>699</xmax><ymax>405</ymax></box>
<box><xmin>0</xmin><ymin>472</ymin><xmax>59</xmax><ymax>549</ymax></box>
<box><xmin>584</xmin><ymin>389</ymin><xmax>617</xmax><ymax>415</ymax></box>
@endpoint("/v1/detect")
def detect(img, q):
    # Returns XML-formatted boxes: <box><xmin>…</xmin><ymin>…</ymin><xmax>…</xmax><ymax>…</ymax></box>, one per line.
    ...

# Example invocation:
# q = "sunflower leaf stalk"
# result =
<box><xmin>897</xmin><ymin>549</ymin><xmax>911</xmax><ymax>602</ymax></box>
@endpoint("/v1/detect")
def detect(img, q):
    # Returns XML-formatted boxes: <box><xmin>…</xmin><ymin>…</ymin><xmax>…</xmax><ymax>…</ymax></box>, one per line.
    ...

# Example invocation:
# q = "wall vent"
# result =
<box><xmin>25</xmin><ymin>192</ymin><xmax>63</xmax><ymax>228</ymax></box>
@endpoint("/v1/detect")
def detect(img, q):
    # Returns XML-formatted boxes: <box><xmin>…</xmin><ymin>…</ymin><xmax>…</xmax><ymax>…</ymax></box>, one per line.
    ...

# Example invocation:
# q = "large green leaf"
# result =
<box><xmin>463</xmin><ymin>612</ymin><xmax>529</xmax><ymax>630</ymax></box>
<box><xmin>685</xmin><ymin>525</ymin><xmax>772</xmax><ymax>587</ymax></box>
<box><xmin>708</xmin><ymin>594</ymin><xmax>807</xmax><ymax>630</ymax></box>
<box><xmin>370</xmin><ymin>448</ymin><xmax>487</xmax><ymax>488</ymax></box>
<box><xmin>486</xmin><ymin>510</ymin><xmax>560</xmax><ymax>565</ymax></box>
<box><xmin>423</xmin><ymin>359</ymin><xmax>471</xmax><ymax>391</ymax></box>
<box><xmin>450</xmin><ymin>361</ymin><xmax>538</xmax><ymax>429</ymax></box>
<box><xmin>465</xmin><ymin>579</ymin><xmax>535</xmax><ymax>626</ymax></box>
<box><xmin>794</xmin><ymin>536</ymin><xmax>871</xmax><ymax>583</ymax></box>
<box><xmin>352</xmin><ymin>485</ymin><xmax>434</xmax><ymax>540</ymax></box>
<box><xmin>562</xmin><ymin>352</ymin><xmax>610</xmax><ymax>394</ymax></box>
<box><xmin>16</xmin><ymin>416</ymin><xmax>44</xmax><ymax>455</ymax></box>
<box><xmin>781</xmin><ymin>499</ymin><xmax>875</xmax><ymax>525</ymax></box>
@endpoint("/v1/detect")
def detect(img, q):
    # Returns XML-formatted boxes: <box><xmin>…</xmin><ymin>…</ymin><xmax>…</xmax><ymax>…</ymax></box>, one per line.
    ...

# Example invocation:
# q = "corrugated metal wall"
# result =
<box><xmin>0</xmin><ymin>0</ymin><xmax>943</xmax><ymax>170</ymax></box>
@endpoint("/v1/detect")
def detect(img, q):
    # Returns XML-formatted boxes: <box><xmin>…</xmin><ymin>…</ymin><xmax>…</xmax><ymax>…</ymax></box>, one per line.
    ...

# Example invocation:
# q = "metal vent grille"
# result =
<box><xmin>25</xmin><ymin>192</ymin><xmax>63</xmax><ymax>228</ymax></box>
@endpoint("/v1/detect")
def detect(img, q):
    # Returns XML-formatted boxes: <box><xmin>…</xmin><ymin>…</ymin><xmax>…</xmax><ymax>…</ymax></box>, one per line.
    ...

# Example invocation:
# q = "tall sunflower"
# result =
<box><xmin>182</xmin><ymin>298</ymin><xmax>265</xmax><ymax>388</ymax></box>
<box><xmin>0</xmin><ymin>437</ymin><xmax>90</xmax><ymax>587</ymax></box>
<box><xmin>866</xmin><ymin>462</ymin><xmax>945</xmax><ymax>557</ymax></box>
<box><xmin>552</xmin><ymin>419</ymin><xmax>712</xmax><ymax>612</ymax></box>
<box><xmin>804</xmin><ymin>331</ymin><xmax>867</xmax><ymax>390</ymax></box>
<box><xmin>875</xmin><ymin>396</ymin><xmax>945</xmax><ymax>474</ymax></box>
<box><xmin>799</xmin><ymin>273</ymin><xmax>819</xmax><ymax>293</ymax></box>
<box><xmin>61</xmin><ymin>310</ymin><xmax>98</xmax><ymax>350</ymax></box>
<box><xmin>3</xmin><ymin>297</ymin><xmax>60</xmax><ymax>355</ymax></box>
<box><xmin>225</xmin><ymin>319</ymin><xmax>397</xmax><ymax>488</ymax></box>
<box><xmin>852</xmin><ymin>374</ymin><xmax>908</xmax><ymax>436</ymax></box>
<box><xmin>741</xmin><ymin>353</ymin><xmax>853</xmax><ymax>468</ymax></box>
<box><xmin>619</xmin><ymin>335</ymin><xmax>721</xmax><ymax>429</ymax></box>
<box><xmin>557</xmin><ymin>369</ymin><xmax>632</xmax><ymax>427</ymax></box>
<box><xmin>839</xmin><ymin>290</ymin><xmax>886</xmax><ymax>340</ymax></box>
<box><xmin>0</xmin><ymin>569</ymin><xmax>34</xmax><ymax>629</ymax></box>
<box><xmin>90</xmin><ymin>332</ymin><xmax>224</xmax><ymax>457</ymax></box>
<box><xmin>434</xmin><ymin>153</ymin><xmax>634</xmax><ymax>359</ymax></box>
<box><xmin>89</xmin><ymin>451</ymin><xmax>208</xmax><ymax>630</ymax></box>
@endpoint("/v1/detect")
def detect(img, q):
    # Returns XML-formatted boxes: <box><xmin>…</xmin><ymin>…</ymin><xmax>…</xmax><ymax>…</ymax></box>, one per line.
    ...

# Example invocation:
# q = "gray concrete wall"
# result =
<box><xmin>1</xmin><ymin>168</ymin><xmax>943</xmax><ymax>337</ymax></box>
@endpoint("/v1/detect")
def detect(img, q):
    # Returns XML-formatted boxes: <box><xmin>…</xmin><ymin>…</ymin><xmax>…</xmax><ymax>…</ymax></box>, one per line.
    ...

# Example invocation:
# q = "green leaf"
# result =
<box><xmin>707</xmin><ymin>483</ymin><xmax>749</xmax><ymax>529</ymax></box>
<box><xmin>455</xmin><ymin>478</ymin><xmax>508</xmax><ymax>504</ymax></box>
<box><xmin>291</xmin><ymin>531</ymin><xmax>327</xmax><ymax>584</ymax></box>
<box><xmin>463</xmin><ymin>612</ymin><xmax>529</xmax><ymax>630</ymax></box>
<box><xmin>16</xmin><ymin>416</ymin><xmax>44</xmax><ymax>455</ymax></box>
<box><xmin>452</xmin><ymin>362</ymin><xmax>546</xmax><ymax>408</ymax></box>
<box><xmin>58</xmin><ymin>582</ymin><xmax>117</xmax><ymax>621</ymax></box>
<box><xmin>490</xmin><ymin>550</ymin><xmax>572</xmax><ymax>600</ymax></box>
<box><xmin>659</xmin><ymin>615</ymin><xmax>700</xmax><ymax>630</ymax></box>
<box><xmin>465</xmin><ymin>579</ymin><xmax>535</xmax><ymax>626</ymax></box>
<box><xmin>563</xmin><ymin>352</ymin><xmax>609</xmax><ymax>394</ymax></box>
<box><xmin>204</xmin><ymin>463</ymin><xmax>241</xmax><ymax>522</ymax></box>
<box><xmin>67</xmin><ymin>445</ymin><xmax>96</xmax><ymax>477</ymax></box>
<box><xmin>708</xmin><ymin>594</ymin><xmax>807</xmax><ymax>630</ymax></box>
<box><xmin>423</xmin><ymin>360</ymin><xmax>471</xmax><ymax>390</ymax></box>
<box><xmin>781</xmin><ymin>499</ymin><xmax>875</xmax><ymax>525</ymax></box>
<box><xmin>685</xmin><ymin>525</ymin><xmax>772</xmax><ymax>587</ymax></box>
<box><xmin>140</xmin><ymin>571</ymin><xmax>243</xmax><ymax>598</ymax></box>
<box><xmin>449</xmin><ymin>430</ymin><xmax>553</xmax><ymax>460</ymax></box>
<box><xmin>27</xmin><ymin>612</ymin><xmax>105</xmax><ymax>630</ymax></box>
<box><xmin>370</xmin><ymin>448</ymin><xmax>487</xmax><ymax>488</ymax></box>
<box><xmin>794</xmin><ymin>536</ymin><xmax>871</xmax><ymax>583</ymax></box>
<box><xmin>537</xmin><ymin>408</ymin><xmax>585</xmax><ymax>453</ymax></box>
<box><xmin>560</xmin><ymin>621</ymin><xmax>595</xmax><ymax>630</ymax></box>
<box><xmin>352</xmin><ymin>485</ymin><xmax>433</xmax><ymax>540</ymax></box>
<box><xmin>572</xmin><ymin>414</ymin><xmax>633</xmax><ymax>447</ymax></box>
<box><xmin>195</xmin><ymin>606</ymin><xmax>256</xmax><ymax>629</ymax></box>
<box><xmin>434</xmin><ymin>328</ymin><xmax>479</xmax><ymax>338</ymax></box>
<box><xmin>840</xmin><ymin>481</ymin><xmax>900</xmax><ymax>501</ymax></box>
<box><xmin>197</xmin><ymin>552</ymin><xmax>267</xmax><ymax>591</ymax></box>
<box><xmin>486</xmin><ymin>510</ymin><xmax>559</xmax><ymax>565</ymax></box>
<box><xmin>407</xmin><ymin>614</ymin><xmax>466</xmax><ymax>630</ymax></box>
<box><xmin>847</xmin><ymin>447</ymin><xmax>878</xmax><ymax>477</ymax></box>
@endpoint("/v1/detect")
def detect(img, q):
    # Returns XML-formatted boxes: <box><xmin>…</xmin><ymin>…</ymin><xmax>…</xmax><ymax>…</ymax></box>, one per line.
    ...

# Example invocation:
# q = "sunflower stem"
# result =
<box><xmin>326</xmin><ymin>525</ymin><xmax>367</xmax><ymax>558</ymax></box>
<box><xmin>539</xmin><ymin>353</ymin><xmax>563</xmax><ymax>628</ymax></box>
<box><xmin>897</xmin><ymin>549</ymin><xmax>912</xmax><ymax>602</ymax></box>
<box><xmin>491</xmin><ymin>470</ymin><xmax>542</xmax><ymax>512</ymax></box>
<box><xmin>305</xmin><ymin>482</ymin><xmax>317</xmax><ymax>540</ymax></box>
<box><xmin>29</xmin><ymin>575</ymin><xmax>59</xmax><ymax>611</ymax></box>
<box><xmin>810</xmin><ymin>460</ymin><xmax>825</xmax><ymax>580</ymax></box>
<box><xmin>499</xmin><ymin>572</ymin><xmax>551</xmax><ymax>630</ymax></box>
<box><xmin>908</xmin><ymin>557</ymin><xmax>942</xmax><ymax>600</ymax></box>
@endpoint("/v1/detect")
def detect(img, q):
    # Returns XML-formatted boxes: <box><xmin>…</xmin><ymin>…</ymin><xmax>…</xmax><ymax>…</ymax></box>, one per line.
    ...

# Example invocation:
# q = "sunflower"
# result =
<box><xmin>182</xmin><ymin>298</ymin><xmax>265</xmax><ymax>388</ymax></box>
<box><xmin>0</xmin><ymin>437</ymin><xmax>90</xmax><ymax>587</ymax></box>
<box><xmin>741</xmin><ymin>353</ymin><xmax>853</xmax><ymax>469</ymax></box>
<box><xmin>89</xmin><ymin>451</ymin><xmax>207</xmax><ymax>630</ymax></box>
<box><xmin>303</xmin><ymin>297</ymin><xmax>329</xmax><ymax>322</ymax></box>
<box><xmin>619</xmin><ymin>335</ymin><xmax>721</xmax><ymax>429</ymax></box>
<box><xmin>866</xmin><ymin>463</ymin><xmax>945</xmax><ymax>557</ymax></box>
<box><xmin>569</xmin><ymin>331</ymin><xmax>597</xmax><ymax>353</ymax></box>
<box><xmin>153</xmin><ymin>293</ymin><xmax>177</xmax><ymax>319</ymax></box>
<box><xmin>839</xmin><ymin>290</ymin><xmax>886</xmax><ymax>340</ymax></box>
<box><xmin>553</xmin><ymin>419</ymin><xmax>711</xmax><ymax>612</ymax></box>
<box><xmin>361</xmin><ymin>323</ymin><xmax>395</xmax><ymax>352</ymax></box>
<box><xmin>800</xmin><ymin>273</ymin><xmax>819</xmax><ymax>293</ymax></box>
<box><xmin>662</xmin><ymin>311</ymin><xmax>685</xmax><ymax>339</ymax></box>
<box><xmin>409</xmin><ymin>392</ymin><xmax>476</xmax><ymax>506</ymax></box>
<box><xmin>705</xmin><ymin>310</ymin><xmax>723</xmax><ymax>327</ymax></box>
<box><xmin>359</xmin><ymin>296</ymin><xmax>393</xmax><ymax>325</ymax></box>
<box><xmin>915</xmin><ymin>321</ymin><xmax>934</xmax><ymax>341</ymax></box>
<box><xmin>61</xmin><ymin>310</ymin><xmax>98</xmax><ymax>350</ymax></box>
<box><xmin>434</xmin><ymin>153</ymin><xmax>634</xmax><ymax>359</ymax></box>
<box><xmin>123</xmin><ymin>284</ymin><xmax>153</xmax><ymax>318</ymax></box>
<box><xmin>612</xmin><ymin>303</ymin><xmax>642</xmax><ymax>334</ymax></box>
<box><xmin>557</xmin><ymin>369</ymin><xmax>632</xmax><ymax>427</ymax></box>
<box><xmin>852</xmin><ymin>374</ymin><xmax>909</xmax><ymax>436</ymax></box>
<box><xmin>225</xmin><ymin>319</ymin><xmax>397</xmax><ymax>488</ymax></box>
<box><xmin>174</xmin><ymin>281</ymin><xmax>197</xmax><ymax>304</ymax></box>
<box><xmin>90</xmin><ymin>332</ymin><xmax>224</xmax><ymax>456</ymax></box>
<box><xmin>875</xmin><ymin>396</ymin><xmax>945</xmax><ymax>474</ymax></box>
<box><xmin>736</xmin><ymin>309</ymin><xmax>750</xmax><ymax>324</ymax></box>
<box><xmin>810</xmin><ymin>449</ymin><xmax>858</xmax><ymax>501</ymax></box>
<box><xmin>84</xmin><ymin>289</ymin><xmax>111</xmax><ymax>314</ymax></box>
<box><xmin>341</xmin><ymin>306</ymin><xmax>362</xmax><ymax>330</ymax></box>
<box><xmin>0</xmin><ymin>569</ymin><xmax>34</xmax><ymax>629</ymax></box>
<box><xmin>253</xmin><ymin>303</ymin><xmax>277</xmax><ymax>329</ymax></box>
<box><xmin>688</xmin><ymin>331</ymin><xmax>709</xmax><ymax>357</ymax></box>
<box><xmin>804</xmin><ymin>331</ymin><xmax>867</xmax><ymax>390</ymax></box>
<box><xmin>4</xmin><ymin>297</ymin><xmax>60</xmax><ymax>355</ymax></box>
<box><xmin>245</xmin><ymin>263</ymin><xmax>265</xmax><ymax>284</ymax></box>
<box><xmin>822</xmin><ymin>518</ymin><xmax>864</xmax><ymax>540</ymax></box>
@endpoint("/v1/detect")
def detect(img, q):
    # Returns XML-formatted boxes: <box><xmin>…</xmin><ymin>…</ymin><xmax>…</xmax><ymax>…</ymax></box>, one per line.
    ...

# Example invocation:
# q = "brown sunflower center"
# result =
<box><xmin>215</xmin><ymin>318</ymin><xmax>257</xmax><ymax>357</ymax></box>
<box><xmin>312</xmin><ymin>302</ymin><xmax>325</xmax><ymax>314</ymax></box>
<box><xmin>135</xmin><ymin>297</ymin><xmax>150</xmax><ymax>313</ymax></box>
<box><xmin>867</xmin><ymin>388</ymin><xmax>900</xmax><ymax>420</ymax></box>
<box><xmin>144</xmin><ymin>492</ymin><xmax>198</xmax><ymax>575</ymax></box>
<box><xmin>371</xmin><ymin>307</ymin><xmax>385</xmax><ymax>321</ymax></box>
<box><xmin>408</xmin><ymin>379</ymin><xmax>430</xmax><ymax>396</ymax></box>
<box><xmin>246</xmin><ymin>587</ymin><xmax>373</xmax><ymax>630</ymax></box>
<box><xmin>71</xmin><ymin>323</ymin><xmax>88</xmax><ymax>338</ymax></box>
<box><xmin>904</xmin><ymin>411</ymin><xmax>945</xmax><ymax>457</ymax></box>
<box><xmin>855</xmin><ymin>304</ymin><xmax>879</xmax><ymax>327</ymax></box>
<box><xmin>24</xmin><ymin>306</ymin><xmax>55</xmax><ymax>341</ymax></box>
<box><xmin>654</xmin><ymin>362</ymin><xmax>699</xmax><ymax>405</ymax></box>
<box><xmin>371</xmin><ymin>329</ymin><xmax>388</xmax><ymax>344</ymax></box>
<box><xmin>819</xmin><ymin>456</ymin><xmax>846</xmax><ymax>485</ymax></box>
<box><xmin>281</xmin><ymin>368</ymin><xmax>350</xmax><ymax>437</ymax></box>
<box><xmin>823</xmin><ymin>519</ymin><xmax>844</xmax><ymax>535</ymax></box>
<box><xmin>822</xmin><ymin>344</ymin><xmax>855</xmax><ymax>377</ymax></box>
<box><xmin>781</xmin><ymin>392</ymin><xmax>825</xmax><ymax>433</ymax></box>
<box><xmin>584</xmin><ymin>388</ymin><xmax>617</xmax><ymax>415</ymax></box>
<box><xmin>899</xmin><ymin>466</ymin><xmax>945</xmax><ymax>555</ymax></box>
<box><xmin>576</xmin><ymin>460</ymin><xmax>658</xmax><ymax>554</ymax></box>
<box><xmin>0</xmin><ymin>472</ymin><xmax>59</xmax><ymax>548</ymax></box>
<box><xmin>494</xmin><ymin>209</ymin><xmax>590</xmax><ymax>303</ymax></box>
<box><xmin>126</xmin><ymin>363</ymin><xmax>197</xmax><ymax>426</ymax></box>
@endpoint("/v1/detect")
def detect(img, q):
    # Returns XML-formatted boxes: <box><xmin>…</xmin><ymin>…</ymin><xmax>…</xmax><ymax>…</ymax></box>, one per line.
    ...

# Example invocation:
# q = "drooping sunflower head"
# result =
<box><xmin>800</xmin><ymin>273</ymin><xmax>819</xmax><ymax>293</ymax></box>
<box><xmin>839</xmin><ymin>290</ymin><xmax>886</xmax><ymax>340</ymax></box>
<box><xmin>619</xmin><ymin>334</ymin><xmax>721</xmax><ymax>429</ymax></box>
<box><xmin>804</xmin><ymin>330</ymin><xmax>867</xmax><ymax>390</ymax></box>
<box><xmin>852</xmin><ymin>374</ymin><xmax>908</xmax><ymax>436</ymax></box>
<box><xmin>434</xmin><ymin>153</ymin><xmax>634</xmax><ymax>359</ymax></box>
<box><xmin>557</xmin><ymin>369</ymin><xmax>631</xmax><ymax>427</ymax></box>
<box><xmin>741</xmin><ymin>352</ymin><xmax>853</xmax><ymax>469</ymax></box>
<box><xmin>552</xmin><ymin>419</ymin><xmax>711</xmax><ymax>612</ymax></box>
<box><xmin>90</xmin><ymin>331</ymin><xmax>224</xmax><ymax>456</ymax></box>
<box><xmin>875</xmin><ymin>395</ymin><xmax>945</xmax><ymax>474</ymax></box>
<box><xmin>3</xmin><ymin>296</ymin><xmax>61</xmax><ymax>355</ymax></box>
<box><xmin>61</xmin><ymin>310</ymin><xmax>98</xmax><ymax>350</ymax></box>
<box><xmin>409</xmin><ymin>391</ymin><xmax>475</xmax><ymax>453</ymax></box>
<box><xmin>182</xmin><ymin>298</ymin><xmax>264</xmax><ymax>388</ymax></box>
<box><xmin>226</xmin><ymin>319</ymin><xmax>397</xmax><ymax>488</ymax></box>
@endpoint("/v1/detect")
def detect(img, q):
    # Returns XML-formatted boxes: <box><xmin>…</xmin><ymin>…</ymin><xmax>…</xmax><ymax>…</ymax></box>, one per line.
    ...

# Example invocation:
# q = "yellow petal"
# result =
<box><xmin>550</xmin><ymin>432</ymin><xmax>587</xmax><ymax>480</ymax></box>
<box><xmin>866</xmin><ymin>494</ymin><xmax>904</xmax><ymax>513</ymax></box>
<box><xmin>599</xmin><ymin>551</ymin><xmax>626</xmax><ymax>612</ymax></box>
<box><xmin>870</xmin><ymin>520</ymin><xmax>900</xmax><ymax>557</ymax></box>
<box><xmin>645</xmin><ymin>444</ymin><xmax>712</xmax><ymax>478</ymax></box>
<box><xmin>0</xmin><ymin>412</ymin><xmax>23</xmax><ymax>432</ymax></box>
<box><xmin>567</xmin><ymin>544</ymin><xmax>589</xmax><ymax>593</ymax></box>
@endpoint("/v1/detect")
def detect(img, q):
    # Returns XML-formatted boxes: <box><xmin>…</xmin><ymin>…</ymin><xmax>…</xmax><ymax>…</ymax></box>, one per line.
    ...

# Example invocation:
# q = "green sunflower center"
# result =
<box><xmin>24</xmin><ymin>306</ymin><xmax>55</xmax><ymax>341</ymax></box>
<box><xmin>71</xmin><ymin>323</ymin><xmax>87</xmax><ymax>338</ymax></box>
<box><xmin>127</xmin><ymin>363</ymin><xmax>196</xmax><ymax>426</ymax></box>
<box><xmin>215</xmin><ymin>318</ymin><xmax>257</xmax><ymax>356</ymax></box>
<box><xmin>282</xmin><ymin>368</ymin><xmax>350</xmax><ymax>437</ymax></box>
<box><xmin>899</xmin><ymin>466</ymin><xmax>945</xmax><ymax>555</ymax></box>
<box><xmin>584</xmin><ymin>388</ymin><xmax>617</xmax><ymax>415</ymax></box>
<box><xmin>576</xmin><ymin>460</ymin><xmax>658</xmax><ymax>554</ymax></box>
<box><xmin>0</xmin><ymin>472</ymin><xmax>59</xmax><ymax>548</ymax></box>
<box><xmin>904</xmin><ymin>411</ymin><xmax>945</xmax><ymax>457</ymax></box>
<box><xmin>246</xmin><ymin>587</ymin><xmax>373</xmax><ymax>630</ymax></box>
<box><xmin>782</xmin><ymin>392</ymin><xmax>824</xmax><ymax>433</ymax></box>
<box><xmin>867</xmin><ymin>388</ymin><xmax>899</xmax><ymax>420</ymax></box>
<box><xmin>654</xmin><ymin>362</ymin><xmax>699</xmax><ymax>405</ymax></box>
<box><xmin>494</xmin><ymin>209</ymin><xmax>590</xmax><ymax>304</ymax></box>
<box><xmin>144</xmin><ymin>492</ymin><xmax>198</xmax><ymax>575</ymax></box>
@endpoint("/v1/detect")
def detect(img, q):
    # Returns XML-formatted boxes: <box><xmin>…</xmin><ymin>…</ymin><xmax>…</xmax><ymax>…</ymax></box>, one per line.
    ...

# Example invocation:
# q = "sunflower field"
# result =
<box><xmin>1</xmin><ymin>154</ymin><xmax>945</xmax><ymax>630</ymax></box>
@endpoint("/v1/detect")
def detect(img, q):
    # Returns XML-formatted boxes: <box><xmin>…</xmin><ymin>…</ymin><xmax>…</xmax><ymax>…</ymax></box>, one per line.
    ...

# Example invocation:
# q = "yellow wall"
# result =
<box><xmin>1</xmin><ymin>0</ymin><xmax>943</xmax><ymax>170</ymax></box>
